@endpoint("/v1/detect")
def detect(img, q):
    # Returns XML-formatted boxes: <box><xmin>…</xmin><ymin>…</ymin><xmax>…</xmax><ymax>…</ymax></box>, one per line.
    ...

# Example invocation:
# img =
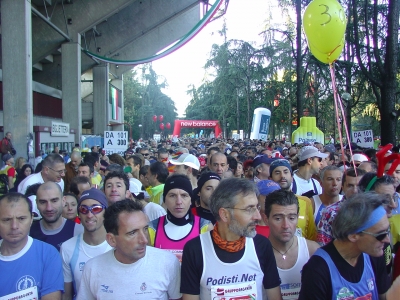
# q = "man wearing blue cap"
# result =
<box><xmin>252</xmin><ymin>154</ymin><xmax>276</xmax><ymax>183</ymax></box>
<box><xmin>299</xmin><ymin>193</ymin><xmax>398</xmax><ymax>299</ymax></box>
<box><xmin>270</xmin><ymin>159</ymin><xmax>317</xmax><ymax>240</ymax></box>
<box><xmin>61</xmin><ymin>188</ymin><xmax>112</xmax><ymax>300</ymax></box>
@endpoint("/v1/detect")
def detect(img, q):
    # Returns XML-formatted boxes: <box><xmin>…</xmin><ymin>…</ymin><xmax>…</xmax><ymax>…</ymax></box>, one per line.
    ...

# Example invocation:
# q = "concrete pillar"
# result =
<box><xmin>62</xmin><ymin>34</ymin><xmax>82</xmax><ymax>146</ymax></box>
<box><xmin>1</xmin><ymin>0</ymin><xmax>33</xmax><ymax>159</ymax></box>
<box><xmin>93</xmin><ymin>64</ymin><xmax>109</xmax><ymax>136</ymax></box>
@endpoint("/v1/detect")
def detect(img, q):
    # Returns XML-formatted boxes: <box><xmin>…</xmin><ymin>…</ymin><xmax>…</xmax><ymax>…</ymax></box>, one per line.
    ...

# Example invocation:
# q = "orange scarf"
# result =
<box><xmin>211</xmin><ymin>222</ymin><xmax>246</xmax><ymax>252</ymax></box>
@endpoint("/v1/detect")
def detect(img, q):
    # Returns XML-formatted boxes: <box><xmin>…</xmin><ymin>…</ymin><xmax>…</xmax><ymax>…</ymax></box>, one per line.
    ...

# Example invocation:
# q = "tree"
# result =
<box><xmin>349</xmin><ymin>0</ymin><xmax>400</xmax><ymax>144</ymax></box>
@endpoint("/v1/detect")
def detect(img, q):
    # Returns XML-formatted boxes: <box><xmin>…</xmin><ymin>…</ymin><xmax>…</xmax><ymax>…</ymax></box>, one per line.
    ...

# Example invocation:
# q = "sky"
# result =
<box><xmin>152</xmin><ymin>0</ymin><xmax>276</xmax><ymax>117</ymax></box>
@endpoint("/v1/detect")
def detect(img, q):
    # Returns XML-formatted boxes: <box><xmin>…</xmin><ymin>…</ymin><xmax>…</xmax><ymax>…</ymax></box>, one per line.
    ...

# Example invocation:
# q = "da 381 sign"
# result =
<box><xmin>352</xmin><ymin>130</ymin><xmax>374</xmax><ymax>148</ymax></box>
<box><xmin>104</xmin><ymin>131</ymin><xmax>128</xmax><ymax>149</ymax></box>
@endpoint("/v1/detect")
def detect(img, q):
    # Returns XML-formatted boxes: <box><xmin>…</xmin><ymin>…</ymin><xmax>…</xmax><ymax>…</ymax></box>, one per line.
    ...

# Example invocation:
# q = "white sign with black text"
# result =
<box><xmin>51</xmin><ymin>121</ymin><xmax>70</xmax><ymax>137</ymax></box>
<box><xmin>352</xmin><ymin>130</ymin><xmax>374</xmax><ymax>148</ymax></box>
<box><xmin>104</xmin><ymin>131</ymin><xmax>128</xmax><ymax>149</ymax></box>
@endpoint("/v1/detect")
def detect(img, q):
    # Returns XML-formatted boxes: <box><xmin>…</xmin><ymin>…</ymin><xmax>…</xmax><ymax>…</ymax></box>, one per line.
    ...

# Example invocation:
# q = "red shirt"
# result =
<box><xmin>256</xmin><ymin>225</ymin><xmax>270</xmax><ymax>238</ymax></box>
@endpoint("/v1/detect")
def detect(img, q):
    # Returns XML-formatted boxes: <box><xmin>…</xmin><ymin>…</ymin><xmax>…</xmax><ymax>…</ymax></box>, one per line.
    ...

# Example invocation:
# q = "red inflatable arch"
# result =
<box><xmin>172</xmin><ymin>120</ymin><xmax>222</xmax><ymax>138</ymax></box>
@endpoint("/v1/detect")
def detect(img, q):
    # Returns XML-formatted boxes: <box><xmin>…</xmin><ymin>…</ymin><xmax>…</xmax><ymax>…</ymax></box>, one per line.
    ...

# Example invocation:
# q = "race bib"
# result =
<box><xmin>0</xmin><ymin>286</ymin><xmax>38</xmax><ymax>300</ymax></box>
<box><xmin>211</xmin><ymin>280</ymin><xmax>257</xmax><ymax>299</ymax></box>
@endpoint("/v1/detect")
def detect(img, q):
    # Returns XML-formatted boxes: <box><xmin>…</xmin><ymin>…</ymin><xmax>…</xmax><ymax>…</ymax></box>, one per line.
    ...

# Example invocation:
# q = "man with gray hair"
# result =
<box><xmin>181</xmin><ymin>177</ymin><xmax>282</xmax><ymax>300</ymax></box>
<box><xmin>18</xmin><ymin>153</ymin><xmax>66</xmax><ymax>194</ymax></box>
<box><xmin>311</xmin><ymin>166</ymin><xmax>343</xmax><ymax>226</ymax></box>
<box><xmin>299</xmin><ymin>192</ymin><xmax>398</xmax><ymax>299</ymax></box>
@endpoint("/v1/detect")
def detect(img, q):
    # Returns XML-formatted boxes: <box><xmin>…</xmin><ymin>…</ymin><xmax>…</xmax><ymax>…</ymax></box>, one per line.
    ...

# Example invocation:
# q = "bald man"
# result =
<box><xmin>30</xmin><ymin>182</ymin><xmax>83</xmax><ymax>251</ymax></box>
<box><xmin>209</xmin><ymin>152</ymin><xmax>229</xmax><ymax>178</ymax></box>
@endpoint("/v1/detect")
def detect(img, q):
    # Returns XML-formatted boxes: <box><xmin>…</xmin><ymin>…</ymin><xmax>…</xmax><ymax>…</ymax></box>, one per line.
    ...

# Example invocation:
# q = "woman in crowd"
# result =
<box><xmin>62</xmin><ymin>193</ymin><xmax>80</xmax><ymax>224</ymax></box>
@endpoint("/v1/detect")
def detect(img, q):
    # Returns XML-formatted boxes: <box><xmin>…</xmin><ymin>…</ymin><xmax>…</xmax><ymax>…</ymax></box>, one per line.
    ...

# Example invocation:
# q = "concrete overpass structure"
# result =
<box><xmin>0</xmin><ymin>0</ymin><xmax>223</xmax><ymax>158</ymax></box>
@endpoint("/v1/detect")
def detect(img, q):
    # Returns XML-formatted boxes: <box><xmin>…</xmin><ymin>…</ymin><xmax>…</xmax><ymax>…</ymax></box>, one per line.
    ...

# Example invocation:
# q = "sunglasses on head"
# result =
<box><xmin>78</xmin><ymin>204</ymin><xmax>106</xmax><ymax>215</ymax></box>
<box><xmin>360</xmin><ymin>229</ymin><xmax>390</xmax><ymax>241</ymax></box>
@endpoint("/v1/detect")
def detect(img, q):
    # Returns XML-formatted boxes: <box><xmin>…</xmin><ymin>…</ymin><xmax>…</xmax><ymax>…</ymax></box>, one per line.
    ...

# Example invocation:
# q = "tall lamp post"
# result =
<box><xmin>107</xmin><ymin>122</ymin><xmax>132</xmax><ymax>141</ymax></box>
<box><xmin>226</xmin><ymin>122</ymin><xmax>230</xmax><ymax>139</ymax></box>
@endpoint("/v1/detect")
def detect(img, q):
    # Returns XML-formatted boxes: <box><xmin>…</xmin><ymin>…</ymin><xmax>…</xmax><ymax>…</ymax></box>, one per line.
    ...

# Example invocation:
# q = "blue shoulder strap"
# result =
<box><xmin>69</xmin><ymin>233</ymin><xmax>82</xmax><ymax>297</ymax></box>
<box><xmin>311</xmin><ymin>178</ymin><xmax>318</xmax><ymax>194</ymax></box>
<box><xmin>292</xmin><ymin>178</ymin><xmax>297</xmax><ymax>194</ymax></box>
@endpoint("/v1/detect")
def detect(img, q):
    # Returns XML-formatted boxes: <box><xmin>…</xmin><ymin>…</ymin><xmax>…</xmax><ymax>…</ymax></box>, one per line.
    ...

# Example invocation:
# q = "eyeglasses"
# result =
<box><xmin>142</xmin><ymin>153</ymin><xmax>150</xmax><ymax>157</ymax></box>
<box><xmin>48</xmin><ymin>167</ymin><xmax>66</xmax><ymax>175</ymax></box>
<box><xmin>225</xmin><ymin>204</ymin><xmax>261</xmax><ymax>215</ymax></box>
<box><xmin>360</xmin><ymin>229</ymin><xmax>390</xmax><ymax>241</ymax></box>
<box><xmin>312</xmin><ymin>157</ymin><xmax>322</xmax><ymax>162</ymax></box>
<box><xmin>78</xmin><ymin>204</ymin><xmax>106</xmax><ymax>215</ymax></box>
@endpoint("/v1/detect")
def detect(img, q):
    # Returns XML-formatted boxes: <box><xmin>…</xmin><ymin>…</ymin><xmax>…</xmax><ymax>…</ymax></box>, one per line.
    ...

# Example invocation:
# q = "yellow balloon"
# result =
<box><xmin>309</xmin><ymin>40</ymin><xmax>345</xmax><ymax>64</ymax></box>
<box><xmin>303</xmin><ymin>0</ymin><xmax>347</xmax><ymax>54</ymax></box>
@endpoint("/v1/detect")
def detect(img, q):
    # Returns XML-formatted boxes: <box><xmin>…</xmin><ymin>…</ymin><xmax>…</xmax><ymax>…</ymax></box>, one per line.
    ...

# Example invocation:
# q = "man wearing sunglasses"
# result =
<box><xmin>181</xmin><ymin>178</ymin><xmax>282</xmax><ymax>300</ymax></box>
<box><xmin>61</xmin><ymin>188</ymin><xmax>112</xmax><ymax>300</ymax></box>
<box><xmin>30</xmin><ymin>182</ymin><xmax>84</xmax><ymax>251</ymax></box>
<box><xmin>77</xmin><ymin>199</ymin><xmax>181</xmax><ymax>299</ymax></box>
<box><xmin>18</xmin><ymin>153</ymin><xmax>66</xmax><ymax>195</ymax></box>
<box><xmin>299</xmin><ymin>192</ymin><xmax>397</xmax><ymax>299</ymax></box>
<box><xmin>292</xmin><ymin>146</ymin><xmax>328</xmax><ymax>197</ymax></box>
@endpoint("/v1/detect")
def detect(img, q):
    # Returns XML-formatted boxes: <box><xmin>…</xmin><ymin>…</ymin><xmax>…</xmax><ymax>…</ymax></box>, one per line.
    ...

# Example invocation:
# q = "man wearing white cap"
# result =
<box><xmin>61</xmin><ymin>188</ymin><xmax>112</xmax><ymax>299</ymax></box>
<box><xmin>170</xmin><ymin>153</ymin><xmax>200</xmax><ymax>189</ymax></box>
<box><xmin>292</xmin><ymin>146</ymin><xmax>328</xmax><ymax>197</ymax></box>
<box><xmin>352</xmin><ymin>153</ymin><xmax>369</xmax><ymax>167</ymax></box>
<box><xmin>129</xmin><ymin>177</ymin><xmax>166</xmax><ymax>222</ymax></box>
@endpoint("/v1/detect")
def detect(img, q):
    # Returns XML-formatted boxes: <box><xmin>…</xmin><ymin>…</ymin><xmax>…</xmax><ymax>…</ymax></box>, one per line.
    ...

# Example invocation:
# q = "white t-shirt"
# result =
<box><xmin>18</xmin><ymin>172</ymin><xmax>64</xmax><ymax>194</ymax></box>
<box><xmin>292</xmin><ymin>173</ymin><xmax>322</xmax><ymax>196</ymax></box>
<box><xmin>143</xmin><ymin>202</ymin><xmax>166</xmax><ymax>222</ymax></box>
<box><xmin>77</xmin><ymin>246</ymin><xmax>181</xmax><ymax>300</ymax></box>
<box><xmin>61</xmin><ymin>234</ymin><xmax>113</xmax><ymax>293</ymax></box>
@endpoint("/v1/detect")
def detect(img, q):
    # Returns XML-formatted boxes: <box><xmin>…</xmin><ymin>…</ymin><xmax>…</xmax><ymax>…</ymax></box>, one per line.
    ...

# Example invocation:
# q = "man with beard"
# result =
<box><xmin>61</xmin><ymin>188</ymin><xmax>112</xmax><ymax>299</ymax></box>
<box><xmin>18</xmin><ymin>153</ymin><xmax>66</xmax><ymax>194</ymax></box>
<box><xmin>30</xmin><ymin>182</ymin><xmax>83</xmax><ymax>251</ymax></box>
<box><xmin>269</xmin><ymin>159</ymin><xmax>317</xmax><ymax>240</ymax></box>
<box><xmin>181</xmin><ymin>178</ymin><xmax>282</xmax><ymax>300</ymax></box>
<box><xmin>64</xmin><ymin>151</ymin><xmax>81</xmax><ymax>192</ymax></box>
<box><xmin>311</xmin><ymin>166</ymin><xmax>343</xmax><ymax>226</ymax></box>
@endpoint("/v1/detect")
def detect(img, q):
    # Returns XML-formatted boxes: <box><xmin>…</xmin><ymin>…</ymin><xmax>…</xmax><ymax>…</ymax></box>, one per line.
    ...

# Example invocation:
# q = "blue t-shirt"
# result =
<box><xmin>0</xmin><ymin>237</ymin><xmax>64</xmax><ymax>298</ymax></box>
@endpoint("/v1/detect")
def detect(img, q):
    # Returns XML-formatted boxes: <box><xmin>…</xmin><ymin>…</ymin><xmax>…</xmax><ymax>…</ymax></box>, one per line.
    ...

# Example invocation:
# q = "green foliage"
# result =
<box><xmin>123</xmin><ymin>64</ymin><xmax>177</xmax><ymax>139</ymax></box>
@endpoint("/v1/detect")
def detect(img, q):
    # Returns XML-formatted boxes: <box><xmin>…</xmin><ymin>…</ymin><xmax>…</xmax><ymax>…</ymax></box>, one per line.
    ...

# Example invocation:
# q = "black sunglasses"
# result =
<box><xmin>360</xmin><ymin>229</ymin><xmax>390</xmax><ymax>241</ymax></box>
<box><xmin>312</xmin><ymin>157</ymin><xmax>322</xmax><ymax>162</ymax></box>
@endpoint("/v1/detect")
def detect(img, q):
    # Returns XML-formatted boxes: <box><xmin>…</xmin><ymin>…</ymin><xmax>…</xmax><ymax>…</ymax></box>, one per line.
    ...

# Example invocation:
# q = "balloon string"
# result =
<box><xmin>329</xmin><ymin>63</ymin><xmax>357</xmax><ymax>174</ymax></box>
